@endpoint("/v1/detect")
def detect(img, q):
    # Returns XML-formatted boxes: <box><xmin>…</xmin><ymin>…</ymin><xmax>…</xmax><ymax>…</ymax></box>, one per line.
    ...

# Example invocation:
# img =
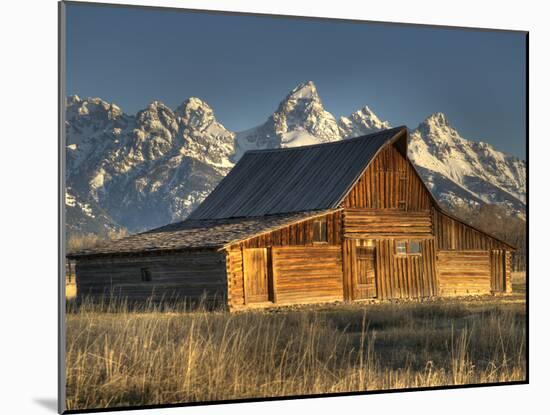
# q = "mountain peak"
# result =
<box><xmin>338</xmin><ymin>105</ymin><xmax>391</xmax><ymax>138</ymax></box>
<box><xmin>276</xmin><ymin>81</ymin><xmax>324</xmax><ymax>118</ymax></box>
<box><xmin>67</xmin><ymin>95</ymin><xmax>81</xmax><ymax>105</ymax></box>
<box><xmin>425</xmin><ymin>112</ymin><xmax>450</xmax><ymax>127</ymax></box>
<box><xmin>145</xmin><ymin>100</ymin><xmax>171</xmax><ymax>111</ymax></box>
<box><xmin>176</xmin><ymin>97</ymin><xmax>215</xmax><ymax>129</ymax></box>
<box><xmin>135</xmin><ymin>101</ymin><xmax>178</xmax><ymax>136</ymax></box>
<box><xmin>138</xmin><ymin>101</ymin><xmax>175</xmax><ymax>120</ymax></box>
<box><xmin>286</xmin><ymin>80</ymin><xmax>319</xmax><ymax>101</ymax></box>
<box><xmin>66</xmin><ymin>96</ymin><xmax>123</xmax><ymax>120</ymax></box>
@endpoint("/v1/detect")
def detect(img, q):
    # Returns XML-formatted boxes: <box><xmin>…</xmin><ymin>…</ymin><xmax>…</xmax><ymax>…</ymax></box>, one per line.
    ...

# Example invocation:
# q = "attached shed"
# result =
<box><xmin>68</xmin><ymin>126</ymin><xmax>515</xmax><ymax>310</ymax></box>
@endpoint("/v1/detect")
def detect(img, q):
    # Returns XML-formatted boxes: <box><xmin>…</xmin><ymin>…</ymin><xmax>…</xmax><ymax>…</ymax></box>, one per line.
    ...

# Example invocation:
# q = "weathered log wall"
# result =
<box><xmin>225</xmin><ymin>211</ymin><xmax>343</xmax><ymax>309</ymax></box>
<box><xmin>343</xmin><ymin>208</ymin><xmax>432</xmax><ymax>238</ymax></box>
<box><xmin>227</xmin><ymin>245</ymin><xmax>343</xmax><ymax>309</ymax></box>
<box><xmin>75</xmin><ymin>251</ymin><xmax>227</xmax><ymax>303</ymax></box>
<box><xmin>437</xmin><ymin>250</ymin><xmax>491</xmax><ymax>296</ymax></box>
<box><xmin>272</xmin><ymin>246</ymin><xmax>343</xmax><ymax>305</ymax></box>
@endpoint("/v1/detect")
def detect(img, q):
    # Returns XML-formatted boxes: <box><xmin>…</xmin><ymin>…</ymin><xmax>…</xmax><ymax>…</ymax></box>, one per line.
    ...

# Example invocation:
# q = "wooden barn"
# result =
<box><xmin>68</xmin><ymin>126</ymin><xmax>515</xmax><ymax>310</ymax></box>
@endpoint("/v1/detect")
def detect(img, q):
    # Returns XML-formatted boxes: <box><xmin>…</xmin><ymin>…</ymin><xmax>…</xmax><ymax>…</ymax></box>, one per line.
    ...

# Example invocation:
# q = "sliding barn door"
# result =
<box><xmin>355</xmin><ymin>246</ymin><xmax>377</xmax><ymax>299</ymax></box>
<box><xmin>243</xmin><ymin>248</ymin><xmax>269</xmax><ymax>303</ymax></box>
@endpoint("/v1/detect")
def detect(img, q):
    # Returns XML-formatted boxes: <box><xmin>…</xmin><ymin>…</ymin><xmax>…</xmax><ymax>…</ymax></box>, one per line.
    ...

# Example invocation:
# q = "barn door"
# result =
<box><xmin>355</xmin><ymin>246</ymin><xmax>377</xmax><ymax>299</ymax></box>
<box><xmin>491</xmin><ymin>250</ymin><xmax>506</xmax><ymax>293</ymax></box>
<box><xmin>243</xmin><ymin>248</ymin><xmax>270</xmax><ymax>303</ymax></box>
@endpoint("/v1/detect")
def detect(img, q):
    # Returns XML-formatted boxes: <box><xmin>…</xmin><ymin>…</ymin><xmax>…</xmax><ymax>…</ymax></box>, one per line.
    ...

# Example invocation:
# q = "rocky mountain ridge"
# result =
<box><xmin>65</xmin><ymin>81</ymin><xmax>526</xmax><ymax>237</ymax></box>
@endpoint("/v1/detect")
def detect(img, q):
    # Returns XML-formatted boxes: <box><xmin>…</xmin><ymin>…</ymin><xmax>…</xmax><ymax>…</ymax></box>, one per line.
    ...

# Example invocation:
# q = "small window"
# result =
<box><xmin>408</xmin><ymin>241</ymin><xmax>421</xmax><ymax>255</ymax></box>
<box><xmin>141</xmin><ymin>267</ymin><xmax>152</xmax><ymax>282</ymax></box>
<box><xmin>313</xmin><ymin>218</ymin><xmax>327</xmax><ymax>243</ymax></box>
<box><xmin>396</xmin><ymin>241</ymin><xmax>407</xmax><ymax>255</ymax></box>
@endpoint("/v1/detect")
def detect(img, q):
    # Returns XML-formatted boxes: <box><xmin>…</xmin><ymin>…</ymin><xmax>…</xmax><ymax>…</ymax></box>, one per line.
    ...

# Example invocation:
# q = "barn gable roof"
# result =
<box><xmin>67</xmin><ymin>210</ymin><xmax>336</xmax><ymax>258</ymax></box>
<box><xmin>188</xmin><ymin>126</ymin><xmax>407</xmax><ymax>220</ymax></box>
<box><xmin>68</xmin><ymin>125</ymin><xmax>515</xmax><ymax>258</ymax></box>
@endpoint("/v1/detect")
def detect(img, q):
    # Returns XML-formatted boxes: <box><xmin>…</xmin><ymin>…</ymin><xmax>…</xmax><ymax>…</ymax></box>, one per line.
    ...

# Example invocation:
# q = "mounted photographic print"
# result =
<box><xmin>59</xmin><ymin>1</ymin><xmax>528</xmax><ymax>413</ymax></box>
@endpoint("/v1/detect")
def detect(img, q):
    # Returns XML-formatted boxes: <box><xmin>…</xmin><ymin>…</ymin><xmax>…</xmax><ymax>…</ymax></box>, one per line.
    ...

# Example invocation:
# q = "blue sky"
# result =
<box><xmin>65</xmin><ymin>3</ymin><xmax>527</xmax><ymax>158</ymax></box>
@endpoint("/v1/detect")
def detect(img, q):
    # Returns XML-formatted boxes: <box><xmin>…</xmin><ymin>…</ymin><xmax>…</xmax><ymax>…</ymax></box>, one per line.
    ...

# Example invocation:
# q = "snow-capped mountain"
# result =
<box><xmin>65</xmin><ymin>95</ymin><xmax>234</xmax><ymax>235</ymax></box>
<box><xmin>409</xmin><ymin>113</ymin><xmax>526</xmax><ymax>215</ymax></box>
<box><xmin>65</xmin><ymin>81</ymin><xmax>525</xmax><ymax>237</ymax></box>
<box><xmin>235</xmin><ymin>81</ymin><xmax>341</xmax><ymax>158</ymax></box>
<box><xmin>338</xmin><ymin>105</ymin><xmax>392</xmax><ymax>138</ymax></box>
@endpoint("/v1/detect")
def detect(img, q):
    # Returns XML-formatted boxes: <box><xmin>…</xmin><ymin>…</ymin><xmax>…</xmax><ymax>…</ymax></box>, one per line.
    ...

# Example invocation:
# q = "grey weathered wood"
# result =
<box><xmin>75</xmin><ymin>251</ymin><xmax>227</xmax><ymax>303</ymax></box>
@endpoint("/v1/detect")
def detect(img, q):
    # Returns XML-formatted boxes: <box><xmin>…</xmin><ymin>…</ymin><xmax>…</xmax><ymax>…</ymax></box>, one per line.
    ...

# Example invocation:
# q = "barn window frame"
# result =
<box><xmin>395</xmin><ymin>241</ymin><xmax>407</xmax><ymax>255</ymax></box>
<box><xmin>408</xmin><ymin>240</ymin><xmax>422</xmax><ymax>255</ymax></box>
<box><xmin>140</xmin><ymin>267</ymin><xmax>152</xmax><ymax>282</ymax></box>
<box><xmin>312</xmin><ymin>217</ymin><xmax>328</xmax><ymax>243</ymax></box>
<box><xmin>395</xmin><ymin>240</ymin><xmax>422</xmax><ymax>256</ymax></box>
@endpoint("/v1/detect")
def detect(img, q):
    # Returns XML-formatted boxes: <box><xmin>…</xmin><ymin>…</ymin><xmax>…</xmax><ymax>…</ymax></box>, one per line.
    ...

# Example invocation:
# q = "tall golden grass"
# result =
<box><xmin>65</xmin><ymin>297</ymin><xmax>526</xmax><ymax>411</ymax></box>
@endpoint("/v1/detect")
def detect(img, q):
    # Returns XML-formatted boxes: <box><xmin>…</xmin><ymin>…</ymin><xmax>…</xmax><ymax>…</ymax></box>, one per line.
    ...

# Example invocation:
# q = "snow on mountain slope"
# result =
<box><xmin>235</xmin><ymin>81</ymin><xmax>341</xmax><ymax>158</ymax></box>
<box><xmin>65</xmin><ymin>95</ymin><xmax>235</xmax><ymax>235</ymax></box>
<box><xmin>339</xmin><ymin>105</ymin><xmax>391</xmax><ymax>138</ymax></box>
<box><xmin>408</xmin><ymin>113</ymin><xmax>526</xmax><ymax>216</ymax></box>
<box><xmin>65</xmin><ymin>81</ymin><xmax>526</xmax><ymax>237</ymax></box>
<box><xmin>65</xmin><ymin>187</ymin><xmax>123</xmax><ymax>237</ymax></box>
<box><xmin>176</xmin><ymin>97</ymin><xmax>236</xmax><ymax>171</ymax></box>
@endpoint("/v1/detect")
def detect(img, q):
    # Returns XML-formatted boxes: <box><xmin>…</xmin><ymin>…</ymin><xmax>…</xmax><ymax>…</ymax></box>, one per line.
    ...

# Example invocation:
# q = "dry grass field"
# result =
<box><xmin>65</xmin><ymin>292</ymin><xmax>526</xmax><ymax>411</ymax></box>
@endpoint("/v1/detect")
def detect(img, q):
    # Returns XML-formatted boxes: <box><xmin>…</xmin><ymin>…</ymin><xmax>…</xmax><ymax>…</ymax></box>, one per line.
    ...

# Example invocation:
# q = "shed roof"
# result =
<box><xmin>67</xmin><ymin>210</ymin><xmax>335</xmax><ymax>258</ymax></box>
<box><xmin>188</xmin><ymin>126</ymin><xmax>407</xmax><ymax>220</ymax></box>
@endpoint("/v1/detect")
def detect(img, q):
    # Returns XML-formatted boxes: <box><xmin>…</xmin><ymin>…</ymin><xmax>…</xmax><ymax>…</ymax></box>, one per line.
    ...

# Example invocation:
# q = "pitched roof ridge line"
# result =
<box><xmin>242</xmin><ymin>126</ymin><xmax>407</xmax><ymax>155</ymax></box>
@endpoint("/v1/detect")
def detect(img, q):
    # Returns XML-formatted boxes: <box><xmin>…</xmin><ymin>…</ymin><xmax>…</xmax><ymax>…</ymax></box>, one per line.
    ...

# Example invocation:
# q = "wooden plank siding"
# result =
<box><xmin>433</xmin><ymin>209</ymin><xmax>510</xmax><ymax>251</ymax></box>
<box><xmin>341</xmin><ymin>239</ymin><xmax>356</xmax><ymax>300</ymax></box>
<box><xmin>338</xmin><ymin>143</ymin><xmax>438</xmax><ymax>300</ymax></box>
<box><xmin>437</xmin><ymin>250</ymin><xmax>491</xmax><ymax>296</ymax></box>
<box><xmin>225</xmin><ymin>211</ymin><xmax>343</xmax><ymax>308</ymax></box>
<box><xmin>342</xmin><ymin>238</ymin><xmax>438</xmax><ymax>300</ymax></box>
<box><xmin>75</xmin><ymin>251</ymin><xmax>227</xmax><ymax>303</ymax></box>
<box><xmin>243</xmin><ymin>248</ymin><xmax>270</xmax><ymax>303</ymax></box>
<box><xmin>505</xmin><ymin>251</ymin><xmax>513</xmax><ymax>293</ymax></box>
<box><xmin>225</xmin><ymin>248</ymin><xmax>245</xmax><ymax>308</ymax></box>
<box><xmin>343</xmin><ymin>209</ymin><xmax>433</xmax><ymax>238</ymax></box>
<box><xmin>237</xmin><ymin>211</ymin><xmax>342</xmax><ymax>249</ymax></box>
<box><xmin>491</xmin><ymin>249</ymin><xmax>513</xmax><ymax>294</ymax></box>
<box><xmin>374</xmin><ymin>239</ymin><xmax>438</xmax><ymax>299</ymax></box>
<box><xmin>341</xmin><ymin>144</ymin><xmax>431</xmax><ymax>211</ymax></box>
<box><xmin>272</xmin><ymin>246</ymin><xmax>343</xmax><ymax>305</ymax></box>
<box><xmin>355</xmin><ymin>246</ymin><xmax>377</xmax><ymax>299</ymax></box>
